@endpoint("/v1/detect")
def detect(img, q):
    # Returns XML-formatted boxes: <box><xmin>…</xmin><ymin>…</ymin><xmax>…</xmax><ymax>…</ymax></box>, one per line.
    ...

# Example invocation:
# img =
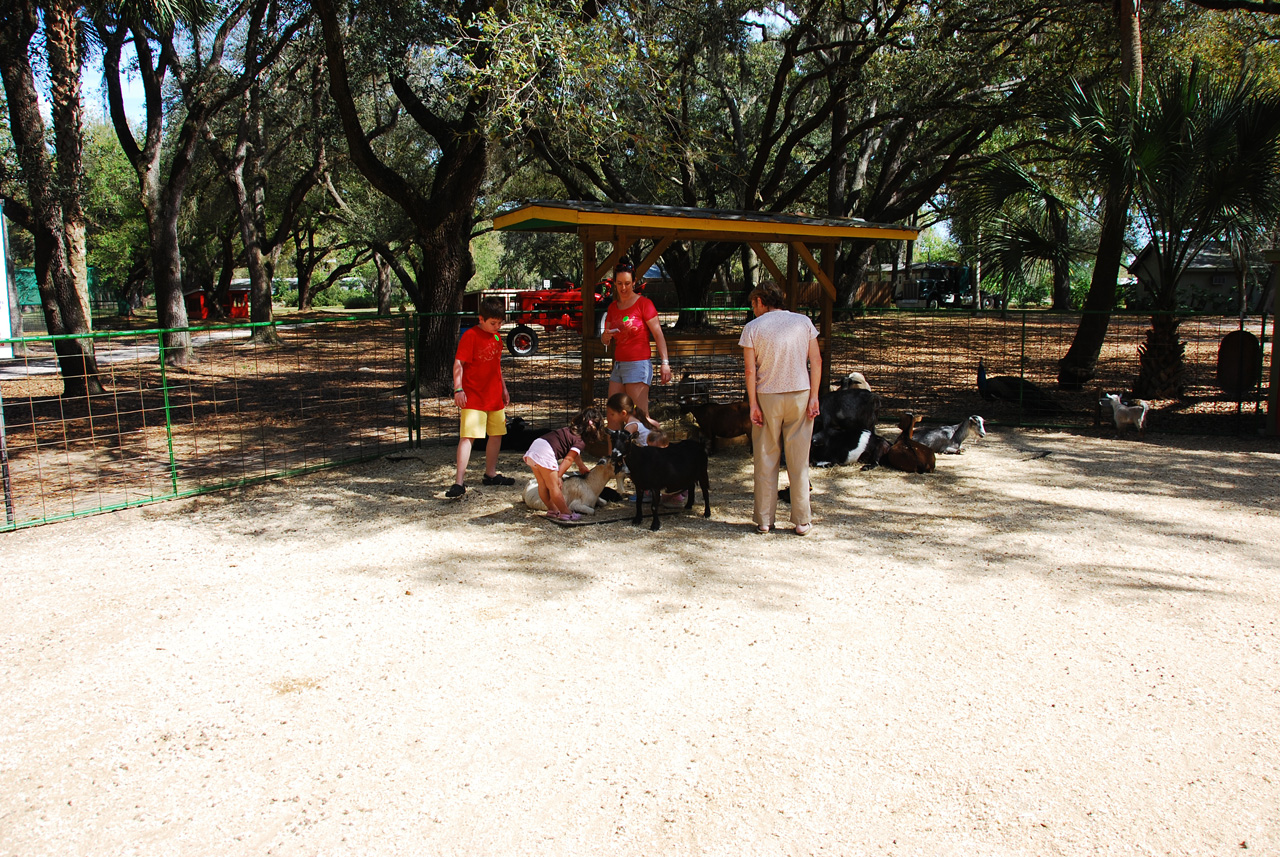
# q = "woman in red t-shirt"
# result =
<box><xmin>600</xmin><ymin>261</ymin><xmax>671</xmax><ymax>423</ymax></box>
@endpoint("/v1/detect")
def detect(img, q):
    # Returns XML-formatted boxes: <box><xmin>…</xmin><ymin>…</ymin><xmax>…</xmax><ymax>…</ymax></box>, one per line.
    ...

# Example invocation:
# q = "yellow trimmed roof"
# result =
<box><xmin>493</xmin><ymin>199</ymin><xmax>918</xmax><ymax>243</ymax></box>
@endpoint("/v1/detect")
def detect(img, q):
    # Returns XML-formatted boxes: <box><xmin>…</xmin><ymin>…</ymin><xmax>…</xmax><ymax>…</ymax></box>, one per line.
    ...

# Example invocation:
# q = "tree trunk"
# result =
<box><xmin>1057</xmin><ymin>0</ymin><xmax>1142</xmax><ymax>387</ymax></box>
<box><xmin>1050</xmin><ymin>205</ymin><xmax>1072</xmax><ymax>310</ymax></box>
<box><xmin>1135</xmin><ymin>310</ymin><xmax>1184</xmax><ymax>397</ymax></box>
<box><xmin>0</xmin><ymin>0</ymin><xmax>102</xmax><ymax>396</ymax></box>
<box><xmin>45</xmin><ymin>0</ymin><xmax>94</xmax><ymax>335</ymax></box>
<box><xmin>411</xmin><ymin>238</ymin><xmax>471</xmax><ymax>394</ymax></box>
<box><xmin>374</xmin><ymin>251</ymin><xmax>392</xmax><ymax>316</ymax></box>
<box><xmin>1058</xmin><ymin>185</ymin><xmax>1129</xmax><ymax>389</ymax></box>
<box><xmin>836</xmin><ymin>240</ymin><xmax>875</xmax><ymax>309</ymax></box>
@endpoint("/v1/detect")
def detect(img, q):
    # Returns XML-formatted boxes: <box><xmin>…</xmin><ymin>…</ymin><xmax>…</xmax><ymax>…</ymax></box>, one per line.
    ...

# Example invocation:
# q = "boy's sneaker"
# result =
<box><xmin>445</xmin><ymin>483</ymin><xmax>466</xmax><ymax>498</ymax></box>
<box><xmin>482</xmin><ymin>473</ymin><xmax>515</xmax><ymax>486</ymax></box>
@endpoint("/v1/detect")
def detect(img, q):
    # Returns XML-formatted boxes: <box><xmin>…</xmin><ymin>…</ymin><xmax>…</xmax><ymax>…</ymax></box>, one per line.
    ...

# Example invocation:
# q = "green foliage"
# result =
<box><xmin>467</xmin><ymin>231</ymin><xmax>502</xmax><ymax>291</ymax></box>
<box><xmin>914</xmin><ymin>227</ymin><xmax>959</xmax><ymax>264</ymax></box>
<box><xmin>498</xmin><ymin>231</ymin><xmax>581</xmax><ymax>288</ymax></box>
<box><xmin>82</xmin><ymin>123</ymin><xmax>148</xmax><ymax>294</ymax></box>
<box><xmin>343</xmin><ymin>292</ymin><xmax>378</xmax><ymax>309</ymax></box>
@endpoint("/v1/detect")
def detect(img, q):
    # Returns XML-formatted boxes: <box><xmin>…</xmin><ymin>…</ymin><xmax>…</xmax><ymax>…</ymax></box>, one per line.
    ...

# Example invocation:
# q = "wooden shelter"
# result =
<box><xmin>493</xmin><ymin>200</ymin><xmax>919</xmax><ymax>407</ymax></box>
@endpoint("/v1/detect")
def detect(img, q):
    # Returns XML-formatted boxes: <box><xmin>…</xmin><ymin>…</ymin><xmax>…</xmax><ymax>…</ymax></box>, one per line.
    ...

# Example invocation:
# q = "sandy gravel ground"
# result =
<box><xmin>2</xmin><ymin>428</ymin><xmax>1279</xmax><ymax>856</ymax></box>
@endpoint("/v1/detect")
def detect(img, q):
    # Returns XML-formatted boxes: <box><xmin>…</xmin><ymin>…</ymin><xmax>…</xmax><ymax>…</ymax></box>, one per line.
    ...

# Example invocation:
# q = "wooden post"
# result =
<box><xmin>581</xmin><ymin>229</ymin><xmax>598</xmax><ymax>409</ymax></box>
<box><xmin>786</xmin><ymin>245</ymin><xmax>798</xmax><ymax>311</ymax></box>
<box><xmin>821</xmin><ymin>242</ymin><xmax>835</xmax><ymax>392</ymax></box>
<box><xmin>1265</xmin><ymin>250</ymin><xmax>1280</xmax><ymax>435</ymax></box>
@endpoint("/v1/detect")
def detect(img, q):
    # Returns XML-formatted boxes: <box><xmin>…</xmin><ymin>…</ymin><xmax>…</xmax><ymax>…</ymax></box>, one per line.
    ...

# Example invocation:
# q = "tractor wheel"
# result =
<box><xmin>506</xmin><ymin>325</ymin><xmax>539</xmax><ymax>357</ymax></box>
<box><xmin>925</xmin><ymin>297</ymin><xmax>940</xmax><ymax>310</ymax></box>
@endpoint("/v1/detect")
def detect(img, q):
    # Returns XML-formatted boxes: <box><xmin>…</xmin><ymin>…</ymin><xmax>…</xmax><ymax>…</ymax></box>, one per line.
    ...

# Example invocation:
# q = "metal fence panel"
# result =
<box><xmin>2</xmin><ymin>309</ymin><xmax>1270</xmax><ymax>530</ymax></box>
<box><xmin>1</xmin><ymin>316</ymin><xmax>411</xmax><ymax>530</ymax></box>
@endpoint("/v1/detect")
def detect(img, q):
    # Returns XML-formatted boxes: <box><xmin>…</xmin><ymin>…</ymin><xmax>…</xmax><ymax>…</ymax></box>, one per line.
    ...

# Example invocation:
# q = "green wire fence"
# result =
<box><xmin>1</xmin><ymin>308</ymin><xmax>1271</xmax><ymax>531</ymax></box>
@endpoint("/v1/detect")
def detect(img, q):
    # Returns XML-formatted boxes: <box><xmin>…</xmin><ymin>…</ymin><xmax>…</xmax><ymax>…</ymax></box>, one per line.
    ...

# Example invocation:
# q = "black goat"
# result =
<box><xmin>610</xmin><ymin>429</ymin><xmax>711</xmax><ymax>531</ymax></box>
<box><xmin>500</xmin><ymin>416</ymin><xmax>548</xmax><ymax>452</ymax></box>
<box><xmin>977</xmin><ymin>359</ymin><xmax>1062</xmax><ymax>416</ymax></box>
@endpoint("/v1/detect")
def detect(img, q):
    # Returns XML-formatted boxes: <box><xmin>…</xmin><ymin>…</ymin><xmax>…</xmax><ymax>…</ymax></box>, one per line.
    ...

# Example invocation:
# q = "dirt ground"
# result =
<box><xmin>2</xmin><ymin>427</ymin><xmax>1279</xmax><ymax>856</ymax></box>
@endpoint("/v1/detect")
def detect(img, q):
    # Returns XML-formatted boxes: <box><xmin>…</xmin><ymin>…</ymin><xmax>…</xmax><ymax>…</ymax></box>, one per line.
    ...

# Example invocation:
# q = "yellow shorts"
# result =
<box><xmin>459</xmin><ymin>408</ymin><xmax>506</xmax><ymax>439</ymax></box>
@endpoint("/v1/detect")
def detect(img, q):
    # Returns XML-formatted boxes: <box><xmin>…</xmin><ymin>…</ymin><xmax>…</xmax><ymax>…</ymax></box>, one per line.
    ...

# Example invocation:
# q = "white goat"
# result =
<box><xmin>1100</xmin><ymin>393</ymin><xmax>1150</xmax><ymax>436</ymax></box>
<box><xmin>523</xmin><ymin>458</ymin><xmax>618</xmax><ymax>515</ymax></box>
<box><xmin>913</xmin><ymin>415</ymin><xmax>986</xmax><ymax>454</ymax></box>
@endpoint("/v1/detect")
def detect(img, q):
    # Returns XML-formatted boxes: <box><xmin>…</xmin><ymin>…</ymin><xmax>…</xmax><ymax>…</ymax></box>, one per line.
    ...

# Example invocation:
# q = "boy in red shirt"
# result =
<box><xmin>447</xmin><ymin>297</ymin><xmax>514</xmax><ymax>498</ymax></box>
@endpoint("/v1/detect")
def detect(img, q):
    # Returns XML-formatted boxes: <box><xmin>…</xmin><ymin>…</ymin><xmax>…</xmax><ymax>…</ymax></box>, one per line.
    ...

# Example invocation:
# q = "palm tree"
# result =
<box><xmin>1052</xmin><ymin>81</ymin><xmax>1140</xmax><ymax>389</ymax></box>
<box><xmin>1127</xmin><ymin>64</ymin><xmax>1280</xmax><ymax>396</ymax></box>
<box><xmin>961</xmin><ymin>155</ymin><xmax>1082</xmax><ymax>312</ymax></box>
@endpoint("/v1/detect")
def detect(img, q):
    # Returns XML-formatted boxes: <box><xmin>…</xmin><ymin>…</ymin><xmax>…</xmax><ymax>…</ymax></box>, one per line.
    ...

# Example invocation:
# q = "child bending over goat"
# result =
<box><xmin>522</xmin><ymin>454</ymin><xmax>621</xmax><ymax>516</ymax></box>
<box><xmin>522</xmin><ymin>408</ymin><xmax>611</xmax><ymax>521</ymax></box>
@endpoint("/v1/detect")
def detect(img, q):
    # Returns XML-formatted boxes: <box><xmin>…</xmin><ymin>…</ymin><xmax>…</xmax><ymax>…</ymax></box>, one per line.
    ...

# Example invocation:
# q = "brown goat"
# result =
<box><xmin>881</xmin><ymin>413</ymin><xmax>936</xmax><ymax>473</ymax></box>
<box><xmin>683</xmin><ymin>399</ymin><xmax>752</xmax><ymax>454</ymax></box>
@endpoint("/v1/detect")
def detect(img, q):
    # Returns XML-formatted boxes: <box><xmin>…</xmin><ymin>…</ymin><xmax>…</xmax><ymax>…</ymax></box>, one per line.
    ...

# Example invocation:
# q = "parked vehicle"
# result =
<box><xmin>504</xmin><ymin>277</ymin><xmax>612</xmax><ymax>356</ymax></box>
<box><xmin>893</xmin><ymin>262</ymin><xmax>1003</xmax><ymax>310</ymax></box>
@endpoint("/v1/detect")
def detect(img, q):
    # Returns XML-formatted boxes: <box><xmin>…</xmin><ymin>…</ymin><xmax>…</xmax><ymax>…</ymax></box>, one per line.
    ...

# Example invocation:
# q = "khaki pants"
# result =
<box><xmin>752</xmin><ymin>390</ymin><xmax>813</xmax><ymax>528</ymax></box>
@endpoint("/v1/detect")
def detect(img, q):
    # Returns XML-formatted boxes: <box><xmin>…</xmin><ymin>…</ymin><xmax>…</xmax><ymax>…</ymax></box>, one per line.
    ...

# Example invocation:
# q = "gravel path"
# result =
<box><xmin>2</xmin><ymin>429</ymin><xmax>1278</xmax><ymax>856</ymax></box>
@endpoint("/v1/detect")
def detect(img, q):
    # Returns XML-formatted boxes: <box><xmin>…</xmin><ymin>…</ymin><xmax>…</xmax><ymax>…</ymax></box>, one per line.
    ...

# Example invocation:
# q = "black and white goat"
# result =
<box><xmin>913</xmin><ymin>415</ymin><xmax>986</xmax><ymax>454</ymax></box>
<box><xmin>810</xmin><ymin>385</ymin><xmax>887</xmax><ymax>468</ymax></box>
<box><xmin>610</xmin><ymin>429</ymin><xmax>711</xmax><ymax>531</ymax></box>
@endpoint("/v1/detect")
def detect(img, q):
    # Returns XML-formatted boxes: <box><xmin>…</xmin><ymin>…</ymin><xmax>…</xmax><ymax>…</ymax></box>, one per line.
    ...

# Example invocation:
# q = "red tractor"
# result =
<box><xmin>504</xmin><ymin>277</ymin><xmax>612</xmax><ymax>356</ymax></box>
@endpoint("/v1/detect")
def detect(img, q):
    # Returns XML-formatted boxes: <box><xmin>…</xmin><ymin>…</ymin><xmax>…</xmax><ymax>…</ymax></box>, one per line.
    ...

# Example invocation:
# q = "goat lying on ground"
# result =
<box><xmin>1100</xmin><ymin>393</ymin><xmax>1150</xmax><ymax>436</ymax></box>
<box><xmin>522</xmin><ymin>451</ymin><xmax>624</xmax><ymax>515</ymax></box>
<box><xmin>977</xmin><ymin>358</ymin><xmax>1063</xmax><ymax>415</ymax></box>
<box><xmin>682</xmin><ymin>399</ymin><xmax>751</xmax><ymax>454</ymax></box>
<box><xmin>810</xmin><ymin>385</ymin><xmax>887</xmax><ymax>468</ymax></box>
<box><xmin>611</xmin><ymin>429</ymin><xmax>711</xmax><ymax>531</ymax></box>
<box><xmin>881</xmin><ymin>413</ymin><xmax>936</xmax><ymax>473</ymax></box>
<box><xmin>913</xmin><ymin>415</ymin><xmax>986</xmax><ymax>454</ymax></box>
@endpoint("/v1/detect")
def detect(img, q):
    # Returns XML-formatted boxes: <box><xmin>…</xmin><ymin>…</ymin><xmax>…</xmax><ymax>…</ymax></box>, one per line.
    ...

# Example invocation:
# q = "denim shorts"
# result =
<box><xmin>610</xmin><ymin>359</ymin><xmax>654</xmax><ymax>385</ymax></box>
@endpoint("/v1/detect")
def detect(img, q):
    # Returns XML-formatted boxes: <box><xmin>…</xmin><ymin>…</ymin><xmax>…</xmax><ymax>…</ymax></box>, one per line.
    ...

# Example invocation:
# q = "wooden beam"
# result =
<box><xmin>634</xmin><ymin>236</ymin><xmax>675</xmax><ymax>284</ymax></box>
<box><xmin>596</xmin><ymin>235</ymin><xmax>632</xmax><ymax>279</ymax></box>
<box><xmin>748</xmin><ymin>242</ymin><xmax>787</xmax><ymax>290</ymax></box>
<box><xmin>494</xmin><ymin>203</ymin><xmax>919</xmax><ymax>243</ymax></box>
<box><xmin>791</xmin><ymin>241</ymin><xmax>836</xmax><ymax>301</ymax></box>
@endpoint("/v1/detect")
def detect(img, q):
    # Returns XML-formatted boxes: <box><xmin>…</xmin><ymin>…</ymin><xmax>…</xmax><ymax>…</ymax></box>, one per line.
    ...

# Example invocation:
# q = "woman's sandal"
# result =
<box><xmin>794</xmin><ymin>523</ymin><xmax>813</xmax><ymax>536</ymax></box>
<box><xmin>561</xmin><ymin>512</ymin><xmax>582</xmax><ymax>522</ymax></box>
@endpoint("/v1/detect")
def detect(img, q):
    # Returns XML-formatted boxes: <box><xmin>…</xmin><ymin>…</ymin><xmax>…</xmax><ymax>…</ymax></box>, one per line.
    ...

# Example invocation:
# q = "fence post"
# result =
<box><xmin>0</xmin><ymin>378</ymin><xmax>13</xmax><ymax>527</ymax></box>
<box><xmin>1019</xmin><ymin>310</ymin><xmax>1028</xmax><ymax>426</ymax></box>
<box><xmin>157</xmin><ymin>329</ymin><xmax>179</xmax><ymax>497</ymax></box>
<box><xmin>406</xmin><ymin>313</ymin><xmax>420</xmax><ymax>447</ymax></box>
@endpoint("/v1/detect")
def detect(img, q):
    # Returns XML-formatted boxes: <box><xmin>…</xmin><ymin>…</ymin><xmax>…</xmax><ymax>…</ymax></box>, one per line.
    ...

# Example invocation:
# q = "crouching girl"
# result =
<box><xmin>523</xmin><ymin>408</ymin><xmax>609</xmax><ymax>521</ymax></box>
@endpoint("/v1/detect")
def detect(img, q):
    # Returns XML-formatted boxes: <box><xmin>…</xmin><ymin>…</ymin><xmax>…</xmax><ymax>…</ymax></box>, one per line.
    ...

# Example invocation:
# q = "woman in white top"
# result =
<box><xmin>739</xmin><ymin>284</ymin><xmax>821</xmax><ymax>536</ymax></box>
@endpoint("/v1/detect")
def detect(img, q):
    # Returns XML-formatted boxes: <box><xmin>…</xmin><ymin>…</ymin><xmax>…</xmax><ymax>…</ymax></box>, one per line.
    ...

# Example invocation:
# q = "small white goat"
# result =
<box><xmin>523</xmin><ymin>458</ymin><xmax>618</xmax><ymax>515</ymax></box>
<box><xmin>913</xmin><ymin>415</ymin><xmax>986</xmax><ymax>454</ymax></box>
<box><xmin>1100</xmin><ymin>393</ymin><xmax>1150</xmax><ymax>435</ymax></box>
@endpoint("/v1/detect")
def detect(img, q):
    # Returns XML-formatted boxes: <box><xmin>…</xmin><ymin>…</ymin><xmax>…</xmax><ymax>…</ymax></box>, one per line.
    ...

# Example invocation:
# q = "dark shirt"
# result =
<box><xmin>539</xmin><ymin>426</ymin><xmax>585</xmax><ymax>459</ymax></box>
